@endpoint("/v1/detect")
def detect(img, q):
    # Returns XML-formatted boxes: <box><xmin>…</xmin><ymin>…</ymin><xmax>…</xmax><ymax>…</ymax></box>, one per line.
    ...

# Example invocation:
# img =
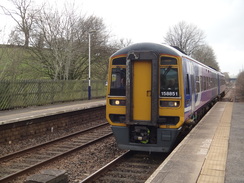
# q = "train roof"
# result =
<box><xmin>111</xmin><ymin>42</ymin><xmax>183</xmax><ymax>57</ymax></box>
<box><xmin>110</xmin><ymin>42</ymin><xmax>223</xmax><ymax>75</ymax></box>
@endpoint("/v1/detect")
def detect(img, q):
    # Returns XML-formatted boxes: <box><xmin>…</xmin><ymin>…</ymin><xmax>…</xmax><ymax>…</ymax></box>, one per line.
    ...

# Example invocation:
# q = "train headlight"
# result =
<box><xmin>115</xmin><ymin>100</ymin><xmax>120</xmax><ymax>105</ymax></box>
<box><xmin>110</xmin><ymin>99</ymin><xmax>126</xmax><ymax>106</ymax></box>
<box><xmin>160</xmin><ymin>101</ymin><xmax>180</xmax><ymax>107</ymax></box>
<box><xmin>169</xmin><ymin>101</ymin><xmax>178</xmax><ymax>107</ymax></box>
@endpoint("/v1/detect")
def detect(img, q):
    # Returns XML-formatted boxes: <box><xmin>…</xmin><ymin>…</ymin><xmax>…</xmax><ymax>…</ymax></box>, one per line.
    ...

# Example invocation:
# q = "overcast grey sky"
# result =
<box><xmin>1</xmin><ymin>0</ymin><xmax>243</xmax><ymax>77</ymax></box>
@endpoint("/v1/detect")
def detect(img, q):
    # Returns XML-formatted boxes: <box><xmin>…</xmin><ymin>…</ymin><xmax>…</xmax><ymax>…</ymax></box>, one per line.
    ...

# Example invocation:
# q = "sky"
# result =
<box><xmin>1</xmin><ymin>0</ymin><xmax>243</xmax><ymax>77</ymax></box>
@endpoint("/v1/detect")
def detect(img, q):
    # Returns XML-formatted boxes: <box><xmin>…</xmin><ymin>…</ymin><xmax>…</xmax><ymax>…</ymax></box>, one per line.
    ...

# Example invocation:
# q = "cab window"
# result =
<box><xmin>110</xmin><ymin>68</ymin><xmax>126</xmax><ymax>96</ymax></box>
<box><xmin>160</xmin><ymin>67</ymin><xmax>179</xmax><ymax>97</ymax></box>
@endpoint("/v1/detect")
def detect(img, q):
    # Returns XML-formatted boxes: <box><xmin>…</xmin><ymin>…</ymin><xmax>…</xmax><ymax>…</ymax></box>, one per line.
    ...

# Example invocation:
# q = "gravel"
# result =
<box><xmin>0</xmin><ymin>120</ymin><xmax>106</xmax><ymax>156</ymax></box>
<box><xmin>1</xmin><ymin>120</ymin><xmax>126</xmax><ymax>183</ymax></box>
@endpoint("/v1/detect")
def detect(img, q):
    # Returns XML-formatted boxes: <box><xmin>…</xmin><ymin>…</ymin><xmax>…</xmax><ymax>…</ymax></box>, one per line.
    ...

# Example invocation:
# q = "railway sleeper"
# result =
<box><xmin>25</xmin><ymin>169</ymin><xmax>68</xmax><ymax>183</ymax></box>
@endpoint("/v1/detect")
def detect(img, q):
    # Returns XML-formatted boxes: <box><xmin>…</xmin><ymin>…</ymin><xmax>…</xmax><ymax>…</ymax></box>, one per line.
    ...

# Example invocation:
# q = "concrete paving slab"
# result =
<box><xmin>225</xmin><ymin>103</ymin><xmax>244</xmax><ymax>183</ymax></box>
<box><xmin>146</xmin><ymin>102</ymin><xmax>235</xmax><ymax>183</ymax></box>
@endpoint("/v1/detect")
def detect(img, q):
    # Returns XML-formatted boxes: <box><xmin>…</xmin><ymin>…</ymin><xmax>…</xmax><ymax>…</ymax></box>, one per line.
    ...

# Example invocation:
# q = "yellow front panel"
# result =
<box><xmin>133</xmin><ymin>61</ymin><xmax>151</xmax><ymax>121</ymax></box>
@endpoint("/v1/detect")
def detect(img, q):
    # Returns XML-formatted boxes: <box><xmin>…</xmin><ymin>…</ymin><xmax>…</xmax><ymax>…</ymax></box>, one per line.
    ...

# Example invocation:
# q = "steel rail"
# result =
<box><xmin>80</xmin><ymin>150</ymin><xmax>132</xmax><ymax>183</ymax></box>
<box><xmin>0</xmin><ymin>123</ymin><xmax>112</xmax><ymax>183</ymax></box>
<box><xmin>80</xmin><ymin>150</ymin><xmax>166</xmax><ymax>183</ymax></box>
<box><xmin>0</xmin><ymin>122</ymin><xmax>108</xmax><ymax>162</ymax></box>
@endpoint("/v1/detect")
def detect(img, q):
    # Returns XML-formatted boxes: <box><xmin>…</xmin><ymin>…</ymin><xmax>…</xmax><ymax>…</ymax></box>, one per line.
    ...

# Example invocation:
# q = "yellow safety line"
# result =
<box><xmin>197</xmin><ymin>102</ymin><xmax>233</xmax><ymax>183</ymax></box>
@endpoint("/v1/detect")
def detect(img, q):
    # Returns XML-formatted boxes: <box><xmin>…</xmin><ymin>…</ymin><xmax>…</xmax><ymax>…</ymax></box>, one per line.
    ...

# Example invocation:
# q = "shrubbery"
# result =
<box><xmin>236</xmin><ymin>71</ymin><xmax>244</xmax><ymax>97</ymax></box>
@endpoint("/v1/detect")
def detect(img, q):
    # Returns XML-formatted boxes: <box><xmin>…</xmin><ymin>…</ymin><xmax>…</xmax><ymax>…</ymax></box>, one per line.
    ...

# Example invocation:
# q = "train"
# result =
<box><xmin>106</xmin><ymin>42</ymin><xmax>226</xmax><ymax>152</ymax></box>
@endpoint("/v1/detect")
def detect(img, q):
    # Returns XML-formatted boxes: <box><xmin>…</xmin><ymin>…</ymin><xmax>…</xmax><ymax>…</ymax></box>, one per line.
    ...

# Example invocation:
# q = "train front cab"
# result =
<box><xmin>106</xmin><ymin>51</ymin><xmax>185</xmax><ymax>152</ymax></box>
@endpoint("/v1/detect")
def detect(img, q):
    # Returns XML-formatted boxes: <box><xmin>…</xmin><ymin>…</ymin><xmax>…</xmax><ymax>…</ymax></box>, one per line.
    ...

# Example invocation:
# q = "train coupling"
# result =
<box><xmin>133</xmin><ymin>126</ymin><xmax>150</xmax><ymax>143</ymax></box>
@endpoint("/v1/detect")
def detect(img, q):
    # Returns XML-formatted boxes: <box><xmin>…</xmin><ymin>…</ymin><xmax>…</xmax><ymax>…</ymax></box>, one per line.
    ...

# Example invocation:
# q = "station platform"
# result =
<box><xmin>146</xmin><ymin>102</ymin><xmax>244</xmax><ymax>183</ymax></box>
<box><xmin>0</xmin><ymin>99</ymin><xmax>106</xmax><ymax>125</ymax></box>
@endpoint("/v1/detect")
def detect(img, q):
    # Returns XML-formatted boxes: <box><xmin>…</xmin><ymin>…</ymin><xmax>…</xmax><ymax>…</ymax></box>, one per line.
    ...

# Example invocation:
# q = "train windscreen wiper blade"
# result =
<box><xmin>163</xmin><ymin>66</ymin><xmax>172</xmax><ymax>76</ymax></box>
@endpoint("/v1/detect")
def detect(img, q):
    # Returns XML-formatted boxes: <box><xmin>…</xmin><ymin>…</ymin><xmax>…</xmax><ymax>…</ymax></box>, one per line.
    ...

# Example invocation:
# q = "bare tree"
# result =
<box><xmin>1</xmin><ymin>1</ymin><xmax>117</xmax><ymax>80</ymax></box>
<box><xmin>28</xmin><ymin>5</ymin><xmax>111</xmax><ymax>80</ymax></box>
<box><xmin>191</xmin><ymin>44</ymin><xmax>220</xmax><ymax>71</ymax></box>
<box><xmin>0</xmin><ymin>0</ymin><xmax>42</xmax><ymax>47</ymax></box>
<box><xmin>164</xmin><ymin>21</ymin><xmax>205</xmax><ymax>55</ymax></box>
<box><xmin>116</xmin><ymin>38</ymin><xmax>132</xmax><ymax>49</ymax></box>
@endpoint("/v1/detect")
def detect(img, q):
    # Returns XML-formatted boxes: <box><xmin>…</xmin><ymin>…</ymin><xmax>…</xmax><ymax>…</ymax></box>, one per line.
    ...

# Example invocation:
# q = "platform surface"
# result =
<box><xmin>0</xmin><ymin>99</ymin><xmax>105</xmax><ymax>125</ymax></box>
<box><xmin>146</xmin><ymin>102</ymin><xmax>244</xmax><ymax>183</ymax></box>
<box><xmin>225</xmin><ymin>102</ymin><xmax>244</xmax><ymax>183</ymax></box>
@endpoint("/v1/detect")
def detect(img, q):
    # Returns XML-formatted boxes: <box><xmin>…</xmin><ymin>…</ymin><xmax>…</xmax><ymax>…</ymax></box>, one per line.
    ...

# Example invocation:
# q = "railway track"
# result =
<box><xmin>0</xmin><ymin>122</ymin><xmax>112</xmax><ymax>183</ymax></box>
<box><xmin>220</xmin><ymin>87</ymin><xmax>235</xmax><ymax>102</ymax></box>
<box><xmin>81</xmin><ymin>151</ymin><xmax>168</xmax><ymax>183</ymax></box>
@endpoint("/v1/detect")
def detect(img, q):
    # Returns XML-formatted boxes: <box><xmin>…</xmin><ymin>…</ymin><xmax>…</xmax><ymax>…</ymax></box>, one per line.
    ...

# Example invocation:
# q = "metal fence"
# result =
<box><xmin>0</xmin><ymin>80</ymin><xmax>106</xmax><ymax>110</ymax></box>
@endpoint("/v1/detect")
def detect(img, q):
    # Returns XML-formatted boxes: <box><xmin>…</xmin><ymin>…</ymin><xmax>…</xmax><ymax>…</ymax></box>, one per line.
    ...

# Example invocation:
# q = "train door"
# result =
<box><xmin>133</xmin><ymin>61</ymin><xmax>151</xmax><ymax>121</ymax></box>
<box><xmin>184</xmin><ymin>58</ymin><xmax>195</xmax><ymax>115</ymax></box>
<box><xmin>190</xmin><ymin>62</ymin><xmax>196</xmax><ymax>113</ymax></box>
<box><xmin>217</xmin><ymin>74</ymin><xmax>220</xmax><ymax>95</ymax></box>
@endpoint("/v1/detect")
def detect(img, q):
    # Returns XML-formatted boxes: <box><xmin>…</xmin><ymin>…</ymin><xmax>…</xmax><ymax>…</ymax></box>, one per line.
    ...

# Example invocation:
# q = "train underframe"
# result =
<box><xmin>111</xmin><ymin>125</ymin><xmax>181</xmax><ymax>152</ymax></box>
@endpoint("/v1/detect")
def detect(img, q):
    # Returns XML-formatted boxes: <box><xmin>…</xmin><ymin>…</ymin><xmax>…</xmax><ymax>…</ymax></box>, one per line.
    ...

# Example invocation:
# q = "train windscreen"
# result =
<box><xmin>110</xmin><ymin>68</ymin><xmax>126</xmax><ymax>96</ymax></box>
<box><xmin>160</xmin><ymin>67</ymin><xmax>179</xmax><ymax>97</ymax></box>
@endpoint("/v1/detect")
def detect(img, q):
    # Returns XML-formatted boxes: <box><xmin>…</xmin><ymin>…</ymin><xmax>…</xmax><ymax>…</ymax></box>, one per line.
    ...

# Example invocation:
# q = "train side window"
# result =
<box><xmin>160</xmin><ymin>67</ymin><xmax>179</xmax><ymax>97</ymax></box>
<box><xmin>200</xmin><ymin>76</ymin><xmax>203</xmax><ymax>91</ymax></box>
<box><xmin>186</xmin><ymin>74</ymin><xmax>190</xmax><ymax>94</ymax></box>
<box><xmin>207</xmin><ymin>77</ymin><xmax>209</xmax><ymax>89</ymax></box>
<box><xmin>110</xmin><ymin>68</ymin><xmax>126</xmax><ymax>96</ymax></box>
<box><xmin>203</xmin><ymin>76</ymin><xmax>206</xmax><ymax>90</ymax></box>
<box><xmin>191</xmin><ymin>75</ymin><xmax>194</xmax><ymax>94</ymax></box>
<box><xmin>206</xmin><ymin>77</ymin><xmax>208</xmax><ymax>89</ymax></box>
<box><xmin>196</xmin><ymin>76</ymin><xmax>200</xmax><ymax>93</ymax></box>
<box><xmin>210</xmin><ymin>77</ymin><xmax>213</xmax><ymax>88</ymax></box>
<box><xmin>208</xmin><ymin>77</ymin><xmax>210</xmax><ymax>89</ymax></box>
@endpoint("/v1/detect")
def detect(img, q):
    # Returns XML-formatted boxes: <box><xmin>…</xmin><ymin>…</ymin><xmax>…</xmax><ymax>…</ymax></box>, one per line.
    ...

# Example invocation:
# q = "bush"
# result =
<box><xmin>236</xmin><ymin>71</ymin><xmax>244</xmax><ymax>96</ymax></box>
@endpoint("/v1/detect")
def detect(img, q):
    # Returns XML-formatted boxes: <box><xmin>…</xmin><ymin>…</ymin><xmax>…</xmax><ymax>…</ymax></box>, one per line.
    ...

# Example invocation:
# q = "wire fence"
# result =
<box><xmin>0</xmin><ymin>80</ymin><xmax>106</xmax><ymax>110</ymax></box>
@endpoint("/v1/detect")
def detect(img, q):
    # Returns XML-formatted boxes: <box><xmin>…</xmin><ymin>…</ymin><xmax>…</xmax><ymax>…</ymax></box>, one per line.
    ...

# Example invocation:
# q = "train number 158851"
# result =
<box><xmin>160</xmin><ymin>91</ymin><xmax>179</xmax><ymax>97</ymax></box>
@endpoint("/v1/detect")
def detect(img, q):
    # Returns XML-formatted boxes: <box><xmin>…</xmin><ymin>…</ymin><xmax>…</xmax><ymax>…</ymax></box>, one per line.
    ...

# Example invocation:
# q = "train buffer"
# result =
<box><xmin>146</xmin><ymin>101</ymin><xmax>244</xmax><ymax>183</ymax></box>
